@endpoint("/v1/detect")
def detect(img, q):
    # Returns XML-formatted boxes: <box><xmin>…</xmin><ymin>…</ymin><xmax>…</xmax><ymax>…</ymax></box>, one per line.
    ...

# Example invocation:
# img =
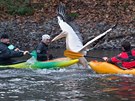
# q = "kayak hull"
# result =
<box><xmin>0</xmin><ymin>58</ymin><xmax>79</xmax><ymax>69</ymax></box>
<box><xmin>89</xmin><ymin>61</ymin><xmax>135</xmax><ymax>75</ymax></box>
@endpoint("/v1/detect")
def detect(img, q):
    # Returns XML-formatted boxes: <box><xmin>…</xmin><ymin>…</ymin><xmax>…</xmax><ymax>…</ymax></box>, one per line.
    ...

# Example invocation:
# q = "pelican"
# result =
<box><xmin>51</xmin><ymin>3</ymin><xmax>88</xmax><ymax>67</ymax></box>
<box><xmin>52</xmin><ymin>3</ymin><xmax>116</xmax><ymax>68</ymax></box>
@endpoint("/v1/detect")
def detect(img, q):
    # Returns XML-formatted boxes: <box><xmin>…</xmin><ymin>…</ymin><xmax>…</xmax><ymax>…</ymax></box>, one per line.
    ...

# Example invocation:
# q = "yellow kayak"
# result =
<box><xmin>89</xmin><ymin>61</ymin><xmax>135</xmax><ymax>75</ymax></box>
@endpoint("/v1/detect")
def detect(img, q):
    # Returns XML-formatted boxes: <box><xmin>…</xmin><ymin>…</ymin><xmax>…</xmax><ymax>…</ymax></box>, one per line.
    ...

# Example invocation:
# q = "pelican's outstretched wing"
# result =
<box><xmin>79</xmin><ymin>24</ymin><xmax>117</xmax><ymax>52</ymax></box>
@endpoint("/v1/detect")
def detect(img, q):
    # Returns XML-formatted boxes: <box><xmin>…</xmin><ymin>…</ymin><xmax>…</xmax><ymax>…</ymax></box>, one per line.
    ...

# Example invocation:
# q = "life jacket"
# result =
<box><xmin>110</xmin><ymin>49</ymin><xmax>135</xmax><ymax>69</ymax></box>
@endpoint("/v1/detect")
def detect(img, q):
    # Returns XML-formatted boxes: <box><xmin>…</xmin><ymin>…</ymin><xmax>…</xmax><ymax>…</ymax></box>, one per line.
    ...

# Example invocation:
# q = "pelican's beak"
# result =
<box><xmin>51</xmin><ymin>31</ymin><xmax>67</xmax><ymax>42</ymax></box>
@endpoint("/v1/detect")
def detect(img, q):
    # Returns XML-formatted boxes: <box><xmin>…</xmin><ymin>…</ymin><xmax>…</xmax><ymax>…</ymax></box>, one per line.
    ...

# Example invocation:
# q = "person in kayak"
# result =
<box><xmin>36</xmin><ymin>34</ymin><xmax>53</xmax><ymax>61</ymax></box>
<box><xmin>0</xmin><ymin>34</ymin><xmax>29</xmax><ymax>64</ymax></box>
<box><xmin>103</xmin><ymin>41</ymin><xmax>135</xmax><ymax>69</ymax></box>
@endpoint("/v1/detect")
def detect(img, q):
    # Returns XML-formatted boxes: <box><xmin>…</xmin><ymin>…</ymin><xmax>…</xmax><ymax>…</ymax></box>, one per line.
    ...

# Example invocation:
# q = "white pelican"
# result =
<box><xmin>52</xmin><ymin>3</ymin><xmax>116</xmax><ymax>68</ymax></box>
<box><xmin>51</xmin><ymin>3</ymin><xmax>88</xmax><ymax>67</ymax></box>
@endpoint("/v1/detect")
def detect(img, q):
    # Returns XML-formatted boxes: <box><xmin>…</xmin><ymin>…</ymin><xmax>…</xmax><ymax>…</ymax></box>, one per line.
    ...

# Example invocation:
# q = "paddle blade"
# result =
<box><xmin>30</xmin><ymin>50</ymin><xmax>37</xmax><ymax>58</ymax></box>
<box><xmin>64</xmin><ymin>50</ymin><xmax>83</xmax><ymax>59</ymax></box>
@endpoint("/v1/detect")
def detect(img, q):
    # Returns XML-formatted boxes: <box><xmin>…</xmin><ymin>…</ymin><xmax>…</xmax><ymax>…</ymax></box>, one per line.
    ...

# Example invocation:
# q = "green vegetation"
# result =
<box><xmin>68</xmin><ymin>12</ymin><xmax>79</xmax><ymax>20</ymax></box>
<box><xmin>0</xmin><ymin>0</ymin><xmax>34</xmax><ymax>15</ymax></box>
<box><xmin>69</xmin><ymin>13</ymin><xmax>79</xmax><ymax>18</ymax></box>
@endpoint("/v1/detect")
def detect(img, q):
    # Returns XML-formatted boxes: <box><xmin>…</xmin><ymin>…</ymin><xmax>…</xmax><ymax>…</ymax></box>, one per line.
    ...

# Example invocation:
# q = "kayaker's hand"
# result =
<box><xmin>23</xmin><ymin>51</ymin><xmax>29</xmax><ymax>55</ymax></box>
<box><xmin>103</xmin><ymin>57</ymin><xmax>108</xmax><ymax>61</ymax></box>
<box><xmin>14</xmin><ymin>48</ymin><xmax>20</xmax><ymax>51</ymax></box>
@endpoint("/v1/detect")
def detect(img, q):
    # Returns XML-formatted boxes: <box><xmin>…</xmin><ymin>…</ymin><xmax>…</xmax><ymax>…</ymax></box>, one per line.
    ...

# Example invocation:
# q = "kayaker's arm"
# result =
<box><xmin>0</xmin><ymin>47</ymin><xmax>27</xmax><ymax>60</ymax></box>
<box><xmin>103</xmin><ymin>56</ymin><xmax>125</xmax><ymax>68</ymax></box>
<box><xmin>103</xmin><ymin>57</ymin><xmax>116</xmax><ymax>63</ymax></box>
<box><xmin>8</xmin><ymin>44</ymin><xmax>29</xmax><ymax>56</ymax></box>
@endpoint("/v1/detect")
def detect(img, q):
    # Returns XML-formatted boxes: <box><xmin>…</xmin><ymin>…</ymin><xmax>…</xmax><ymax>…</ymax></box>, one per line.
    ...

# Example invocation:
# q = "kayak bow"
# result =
<box><xmin>89</xmin><ymin>61</ymin><xmax>135</xmax><ymax>75</ymax></box>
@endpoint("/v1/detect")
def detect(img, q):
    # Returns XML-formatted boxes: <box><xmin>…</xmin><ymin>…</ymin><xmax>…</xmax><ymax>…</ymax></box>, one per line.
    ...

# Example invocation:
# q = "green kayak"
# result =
<box><xmin>0</xmin><ymin>57</ymin><xmax>79</xmax><ymax>69</ymax></box>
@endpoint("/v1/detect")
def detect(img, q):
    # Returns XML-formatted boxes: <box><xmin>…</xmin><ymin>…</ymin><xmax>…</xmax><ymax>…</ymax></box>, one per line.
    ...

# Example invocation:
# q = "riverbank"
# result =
<box><xmin>0</xmin><ymin>0</ymin><xmax>135</xmax><ymax>50</ymax></box>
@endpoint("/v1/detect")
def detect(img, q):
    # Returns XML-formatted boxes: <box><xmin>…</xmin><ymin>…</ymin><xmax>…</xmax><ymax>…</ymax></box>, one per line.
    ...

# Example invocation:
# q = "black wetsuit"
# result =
<box><xmin>36</xmin><ymin>42</ymin><xmax>53</xmax><ymax>61</ymax></box>
<box><xmin>0</xmin><ymin>42</ymin><xmax>24</xmax><ymax>64</ymax></box>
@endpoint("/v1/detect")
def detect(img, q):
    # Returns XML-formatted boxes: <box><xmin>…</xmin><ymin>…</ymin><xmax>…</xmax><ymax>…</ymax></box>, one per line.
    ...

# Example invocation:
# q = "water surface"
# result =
<box><xmin>0</xmin><ymin>50</ymin><xmax>135</xmax><ymax>101</ymax></box>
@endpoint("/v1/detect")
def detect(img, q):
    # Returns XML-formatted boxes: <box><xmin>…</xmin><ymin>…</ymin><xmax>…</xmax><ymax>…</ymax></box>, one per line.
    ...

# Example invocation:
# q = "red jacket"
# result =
<box><xmin>109</xmin><ymin>49</ymin><xmax>135</xmax><ymax>69</ymax></box>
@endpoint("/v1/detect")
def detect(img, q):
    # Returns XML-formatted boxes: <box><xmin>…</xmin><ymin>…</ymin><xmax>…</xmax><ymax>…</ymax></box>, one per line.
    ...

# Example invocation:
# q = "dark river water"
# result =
<box><xmin>0</xmin><ymin>49</ymin><xmax>135</xmax><ymax>101</ymax></box>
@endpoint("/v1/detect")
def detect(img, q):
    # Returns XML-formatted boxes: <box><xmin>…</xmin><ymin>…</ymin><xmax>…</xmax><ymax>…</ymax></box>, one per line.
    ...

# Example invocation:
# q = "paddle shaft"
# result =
<box><xmin>19</xmin><ymin>50</ymin><xmax>35</xmax><ymax>56</ymax></box>
<box><xmin>84</xmin><ymin>55</ymin><xmax>103</xmax><ymax>59</ymax></box>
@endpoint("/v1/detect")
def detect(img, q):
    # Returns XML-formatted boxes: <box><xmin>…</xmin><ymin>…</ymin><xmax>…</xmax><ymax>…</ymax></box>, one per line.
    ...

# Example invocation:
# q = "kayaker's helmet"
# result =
<box><xmin>121</xmin><ymin>41</ymin><xmax>131</xmax><ymax>51</ymax></box>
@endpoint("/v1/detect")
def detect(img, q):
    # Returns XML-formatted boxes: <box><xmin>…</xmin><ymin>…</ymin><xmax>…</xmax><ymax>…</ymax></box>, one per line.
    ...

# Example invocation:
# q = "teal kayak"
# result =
<box><xmin>0</xmin><ymin>57</ymin><xmax>79</xmax><ymax>69</ymax></box>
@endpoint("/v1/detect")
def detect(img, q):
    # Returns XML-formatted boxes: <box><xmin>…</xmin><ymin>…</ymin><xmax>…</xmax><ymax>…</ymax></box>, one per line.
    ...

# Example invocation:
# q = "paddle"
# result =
<box><xmin>64</xmin><ymin>24</ymin><xmax>117</xmax><ymax>59</ymax></box>
<box><xmin>20</xmin><ymin>50</ymin><xmax>37</xmax><ymax>58</ymax></box>
<box><xmin>64</xmin><ymin>50</ymin><xmax>103</xmax><ymax>60</ymax></box>
<box><xmin>84</xmin><ymin>55</ymin><xmax>103</xmax><ymax>59</ymax></box>
<box><xmin>8</xmin><ymin>45</ymin><xmax>37</xmax><ymax>58</ymax></box>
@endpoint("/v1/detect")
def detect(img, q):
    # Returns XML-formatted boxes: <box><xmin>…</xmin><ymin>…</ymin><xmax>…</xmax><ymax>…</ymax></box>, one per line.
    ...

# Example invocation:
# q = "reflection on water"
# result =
<box><xmin>102</xmin><ymin>75</ymin><xmax>135</xmax><ymax>101</ymax></box>
<box><xmin>1</xmin><ymin>50</ymin><xmax>135</xmax><ymax>101</ymax></box>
